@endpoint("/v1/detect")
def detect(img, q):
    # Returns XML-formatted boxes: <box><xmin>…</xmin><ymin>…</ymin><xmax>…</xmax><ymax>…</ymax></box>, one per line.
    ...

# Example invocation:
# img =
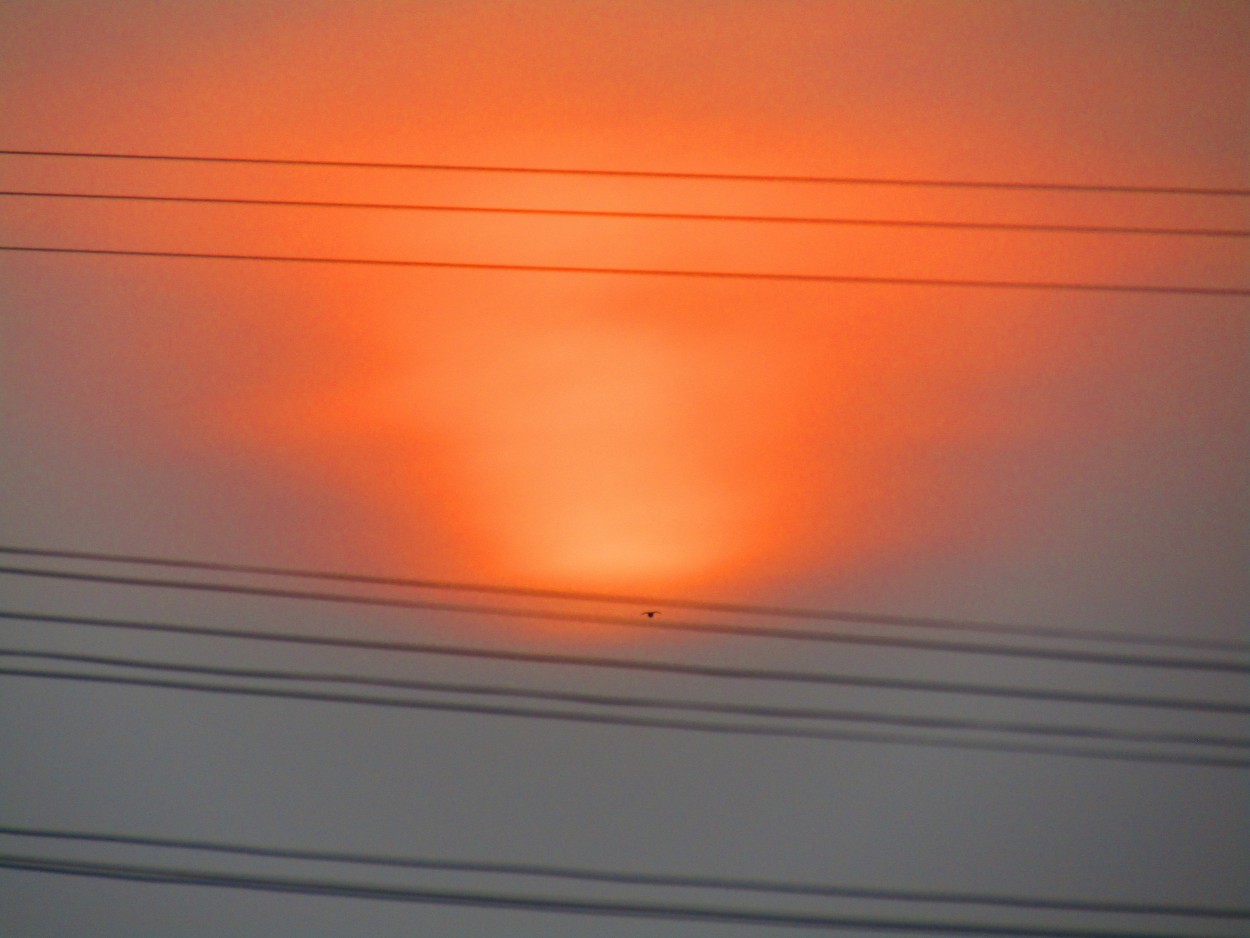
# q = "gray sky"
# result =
<box><xmin>2</xmin><ymin>2</ymin><xmax>1247</xmax><ymax>935</ymax></box>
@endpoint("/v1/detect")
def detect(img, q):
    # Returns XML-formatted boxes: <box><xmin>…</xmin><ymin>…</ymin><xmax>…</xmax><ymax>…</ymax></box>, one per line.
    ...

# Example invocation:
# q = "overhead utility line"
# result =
<box><xmin>7</xmin><ymin>648</ymin><xmax>1244</xmax><ymax>754</ymax></box>
<box><xmin>3</xmin><ymin>667</ymin><xmax>1243</xmax><ymax>767</ymax></box>
<box><xmin>3</xmin><ymin>190</ymin><xmax>1245</xmax><ymax>238</ymax></box>
<box><xmin>6</xmin><ymin>854</ymin><xmax>1234</xmax><ymax>936</ymax></box>
<box><xmin>3</xmin><ymin>148</ymin><xmax>1247</xmax><ymax>196</ymax></box>
<box><xmin>1</xmin><ymin>564</ymin><xmax>1245</xmax><ymax>671</ymax></box>
<box><xmin>4</xmin><ymin>827</ymin><xmax>1244</xmax><ymax>920</ymax></box>
<box><xmin>3</xmin><ymin>547</ymin><xmax>1242</xmax><ymax>653</ymax></box>
<box><xmin>3</xmin><ymin>245</ymin><xmax>1245</xmax><ymax>296</ymax></box>
<box><xmin>5</xmin><ymin>610</ymin><xmax>1246</xmax><ymax>716</ymax></box>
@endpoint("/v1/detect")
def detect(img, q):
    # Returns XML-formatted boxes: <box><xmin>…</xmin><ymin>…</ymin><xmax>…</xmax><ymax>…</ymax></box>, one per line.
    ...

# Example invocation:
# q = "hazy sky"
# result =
<box><xmin>2</xmin><ymin>2</ymin><xmax>1247</xmax><ymax>935</ymax></box>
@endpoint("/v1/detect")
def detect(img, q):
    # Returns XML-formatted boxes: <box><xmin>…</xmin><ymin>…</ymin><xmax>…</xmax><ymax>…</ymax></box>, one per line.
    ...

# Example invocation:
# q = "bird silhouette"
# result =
<box><xmin>641</xmin><ymin>610</ymin><xmax>660</xmax><ymax>618</ymax></box>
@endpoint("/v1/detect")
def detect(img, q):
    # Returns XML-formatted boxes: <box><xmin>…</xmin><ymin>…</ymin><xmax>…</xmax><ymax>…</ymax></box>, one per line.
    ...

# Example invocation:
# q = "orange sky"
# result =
<box><xmin>6</xmin><ymin>13</ymin><xmax>1250</xmax><ymax>938</ymax></box>
<box><xmin>2</xmin><ymin>1</ymin><xmax>1246</xmax><ymax>606</ymax></box>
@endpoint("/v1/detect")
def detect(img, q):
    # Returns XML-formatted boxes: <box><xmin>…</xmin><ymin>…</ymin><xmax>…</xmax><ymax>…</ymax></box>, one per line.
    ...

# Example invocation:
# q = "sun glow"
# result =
<box><xmin>379</xmin><ymin>277</ymin><xmax>823</xmax><ymax>593</ymax></box>
<box><xmin>7</xmin><ymin>2</ymin><xmax>1226</xmax><ymax>611</ymax></box>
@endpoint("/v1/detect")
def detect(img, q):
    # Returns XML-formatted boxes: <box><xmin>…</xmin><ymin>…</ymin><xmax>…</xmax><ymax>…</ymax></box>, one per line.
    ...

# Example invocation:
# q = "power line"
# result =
<box><xmin>0</xmin><ymin>564</ymin><xmax>1243</xmax><ymax>672</ymax></box>
<box><xmin>6</xmin><ymin>609</ymin><xmax>1246</xmax><ymax>715</ymax></box>
<box><xmin>7</xmin><ymin>648</ymin><xmax>1243</xmax><ymax>753</ymax></box>
<box><xmin>6</xmin><ymin>855</ymin><xmax>1228</xmax><ymax>936</ymax></box>
<box><xmin>3</xmin><ymin>148</ymin><xmax>1248</xmax><ymax>197</ymax></box>
<box><xmin>5</xmin><ymin>190</ymin><xmax>1247</xmax><ymax>238</ymax></box>
<box><xmin>3</xmin><ymin>827</ymin><xmax>1243</xmax><ymax>920</ymax></box>
<box><xmin>5</xmin><ymin>245</ymin><xmax>1246</xmax><ymax>296</ymax></box>
<box><xmin>4</xmin><ymin>667</ymin><xmax>1246</xmax><ymax>768</ymax></box>
<box><xmin>3</xmin><ymin>547</ymin><xmax>1244</xmax><ymax>654</ymax></box>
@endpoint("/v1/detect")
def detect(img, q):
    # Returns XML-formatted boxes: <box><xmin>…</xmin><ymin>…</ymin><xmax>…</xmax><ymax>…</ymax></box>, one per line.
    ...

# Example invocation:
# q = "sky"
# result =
<box><xmin>1</xmin><ymin>2</ymin><xmax>1247</xmax><ymax>935</ymax></box>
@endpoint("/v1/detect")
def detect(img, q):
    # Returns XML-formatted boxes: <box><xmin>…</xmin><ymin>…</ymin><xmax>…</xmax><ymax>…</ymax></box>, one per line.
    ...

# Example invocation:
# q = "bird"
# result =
<box><xmin>641</xmin><ymin>610</ymin><xmax>660</xmax><ymax>618</ymax></box>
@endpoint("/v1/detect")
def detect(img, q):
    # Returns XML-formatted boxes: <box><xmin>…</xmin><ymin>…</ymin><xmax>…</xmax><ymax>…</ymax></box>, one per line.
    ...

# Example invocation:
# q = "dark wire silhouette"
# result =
<box><xmin>4</xmin><ymin>190</ymin><xmax>1247</xmax><ymax>238</ymax></box>
<box><xmin>4</xmin><ymin>667</ymin><xmax>1246</xmax><ymax>768</ymax></box>
<box><xmin>2</xmin><ymin>827</ymin><xmax>1244</xmax><ymax>920</ymax></box>
<box><xmin>0</xmin><ymin>854</ymin><xmax>1238</xmax><ymax>936</ymax></box>
<box><xmin>1</xmin><ymin>549</ymin><xmax>1245</xmax><ymax>657</ymax></box>
<box><xmin>3</xmin><ymin>147</ymin><xmax>1248</xmax><ymax>196</ymax></box>
<box><xmin>2</xmin><ymin>563</ymin><xmax>1244</xmax><ymax>672</ymax></box>
<box><xmin>4</xmin><ymin>609</ymin><xmax>1245</xmax><ymax>715</ymax></box>
<box><xmin>5</xmin><ymin>648</ymin><xmax>1244</xmax><ymax>753</ymax></box>
<box><xmin>4</xmin><ymin>245</ymin><xmax>1246</xmax><ymax>296</ymax></box>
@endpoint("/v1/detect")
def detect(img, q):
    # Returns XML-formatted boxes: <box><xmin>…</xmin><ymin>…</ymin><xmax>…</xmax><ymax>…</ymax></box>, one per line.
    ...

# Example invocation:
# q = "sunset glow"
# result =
<box><xmin>4</xmin><ymin>5</ymin><xmax>1247</xmax><ymax>935</ymax></box>
<box><xmin>2</xmin><ymin>2</ymin><xmax>1245</xmax><ymax>607</ymax></box>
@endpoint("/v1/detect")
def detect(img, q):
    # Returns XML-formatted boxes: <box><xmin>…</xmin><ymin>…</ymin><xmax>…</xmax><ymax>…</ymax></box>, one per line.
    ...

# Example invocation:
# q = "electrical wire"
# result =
<box><xmin>5</xmin><ymin>610</ymin><xmax>1245</xmax><ymax>715</ymax></box>
<box><xmin>5</xmin><ymin>648</ymin><xmax>1242</xmax><ymax>753</ymax></box>
<box><xmin>4</xmin><ymin>190</ymin><xmax>1247</xmax><ymax>238</ymax></box>
<box><xmin>1</xmin><ymin>564</ymin><xmax>1245</xmax><ymax>672</ymax></box>
<box><xmin>2</xmin><ymin>548</ymin><xmax>1245</xmax><ymax>654</ymax></box>
<box><xmin>2</xmin><ymin>827</ymin><xmax>1243</xmax><ymax>920</ymax></box>
<box><xmin>4</xmin><ymin>245</ymin><xmax>1246</xmax><ymax>296</ymax></box>
<box><xmin>4</xmin><ymin>667</ymin><xmax>1246</xmax><ymax>768</ymax></box>
<box><xmin>0</xmin><ymin>854</ymin><xmax>1237</xmax><ymax>936</ymax></box>
<box><xmin>3</xmin><ymin>148</ymin><xmax>1248</xmax><ymax>196</ymax></box>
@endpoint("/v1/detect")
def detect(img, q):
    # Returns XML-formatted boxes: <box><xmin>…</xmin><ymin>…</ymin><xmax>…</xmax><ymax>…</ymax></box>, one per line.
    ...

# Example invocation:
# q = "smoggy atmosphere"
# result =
<box><xmin>1</xmin><ymin>3</ymin><xmax>1247</xmax><ymax>936</ymax></box>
